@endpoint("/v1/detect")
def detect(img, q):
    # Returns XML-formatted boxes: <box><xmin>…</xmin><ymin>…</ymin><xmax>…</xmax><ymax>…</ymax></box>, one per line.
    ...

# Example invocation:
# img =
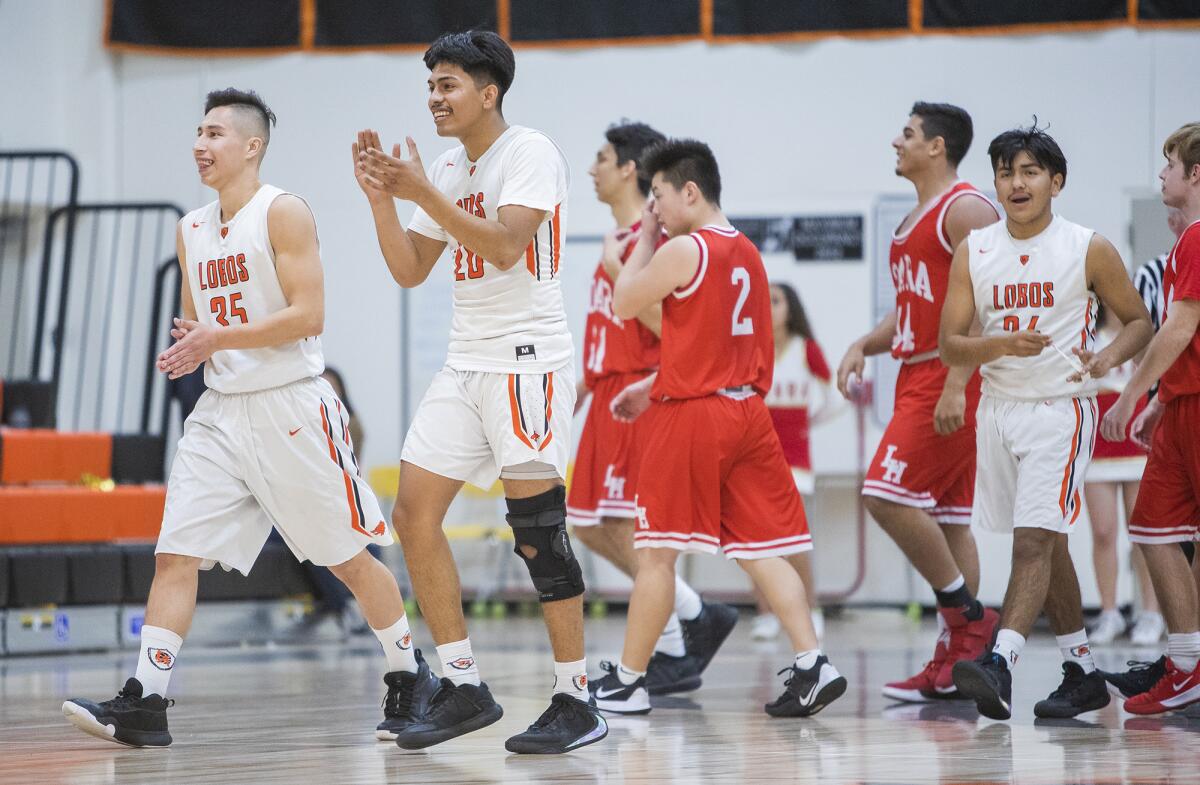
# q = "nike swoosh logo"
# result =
<box><xmin>594</xmin><ymin>687</ymin><xmax>624</xmax><ymax>699</ymax></box>
<box><xmin>978</xmin><ymin>248</ymin><xmax>992</xmax><ymax>254</ymax></box>
<box><xmin>1173</xmin><ymin>680</ymin><xmax>1191</xmax><ymax>691</ymax></box>
<box><xmin>192</xmin><ymin>222</ymin><xmax>204</xmax><ymax>228</ymax></box>
<box><xmin>289</xmin><ymin>427</ymin><xmax>303</xmax><ymax>436</ymax></box>
<box><xmin>798</xmin><ymin>681</ymin><xmax>819</xmax><ymax>704</ymax></box>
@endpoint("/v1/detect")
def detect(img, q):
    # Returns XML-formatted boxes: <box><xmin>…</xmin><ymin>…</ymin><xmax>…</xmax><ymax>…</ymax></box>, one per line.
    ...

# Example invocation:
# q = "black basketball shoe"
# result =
<box><xmin>393</xmin><ymin>679</ymin><xmax>503</xmax><ymax>750</ymax></box>
<box><xmin>765</xmin><ymin>655</ymin><xmax>847</xmax><ymax>717</ymax></box>
<box><xmin>589</xmin><ymin>661</ymin><xmax>651</xmax><ymax>715</ymax></box>
<box><xmin>1033</xmin><ymin>662</ymin><xmax>1111</xmax><ymax>718</ymax></box>
<box><xmin>681</xmin><ymin>601</ymin><xmax>739</xmax><ymax>674</ymax></box>
<box><xmin>504</xmin><ymin>693</ymin><xmax>609</xmax><ymax>754</ymax></box>
<box><xmin>646</xmin><ymin>651</ymin><xmax>703</xmax><ymax>696</ymax></box>
<box><xmin>953</xmin><ymin>652</ymin><xmax>1013</xmax><ymax>721</ymax></box>
<box><xmin>1099</xmin><ymin>656</ymin><xmax>1167</xmax><ymax>699</ymax></box>
<box><xmin>62</xmin><ymin>678</ymin><xmax>173</xmax><ymax>747</ymax></box>
<box><xmin>376</xmin><ymin>649</ymin><xmax>441</xmax><ymax>740</ymax></box>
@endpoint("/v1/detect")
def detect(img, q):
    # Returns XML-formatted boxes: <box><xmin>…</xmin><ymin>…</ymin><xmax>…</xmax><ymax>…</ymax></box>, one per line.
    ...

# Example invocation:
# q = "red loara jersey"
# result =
<box><xmin>890</xmin><ymin>181</ymin><xmax>995</xmax><ymax>361</ymax></box>
<box><xmin>1159</xmin><ymin>220</ymin><xmax>1200</xmax><ymax>403</ymax></box>
<box><xmin>582</xmin><ymin>222</ymin><xmax>661</xmax><ymax>387</ymax></box>
<box><xmin>652</xmin><ymin>225</ymin><xmax>774</xmax><ymax>401</ymax></box>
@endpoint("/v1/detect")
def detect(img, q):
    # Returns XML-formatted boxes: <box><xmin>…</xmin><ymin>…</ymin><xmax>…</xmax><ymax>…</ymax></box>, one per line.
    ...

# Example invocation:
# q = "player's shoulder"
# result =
<box><xmin>500</xmin><ymin>126</ymin><xmax>565</xmax><ymax>163</ymax></box>
<box><xmin>1176</xmin><ymin>219</ymin><xmax>1200</xmax><ymax>251</ymax></box>
<box><xmin>266</xmin><ymin>190</ymin><xmax>315</xmax><ymax>224</ymax></box>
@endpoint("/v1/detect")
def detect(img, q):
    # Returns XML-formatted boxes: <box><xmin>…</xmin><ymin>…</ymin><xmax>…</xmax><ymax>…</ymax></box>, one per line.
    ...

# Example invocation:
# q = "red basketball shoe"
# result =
<box><xmin>936</xmin><ymin>606</ymin><xmax>1000</xmax><ymax>695</ymax></box>
<box><xmin>882</xmin><ymin>632</ymin><xmax>949</xmax><ymax>703</ymax></box>
<box><xmin>1124</xmin><ymin>658</ymin><xmax>1200</xmax><ymax>715</ymax></box>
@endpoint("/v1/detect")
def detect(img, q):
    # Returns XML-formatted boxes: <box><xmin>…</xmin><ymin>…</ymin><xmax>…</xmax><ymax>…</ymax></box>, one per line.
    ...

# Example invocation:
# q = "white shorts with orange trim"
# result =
<box><xmin>401</xmin><ymin>363</ymin><xmax>575</xmax><ymax>491</ymax></box>
<box><xmin>972</xmin><ymin>394</ymin><xmax>1097</xmax><ymax>534</ymax></box>
<box><xmin>157</xmin><ymin>377</ymin><xmax>392</xmax><ymax>575</ymax></box>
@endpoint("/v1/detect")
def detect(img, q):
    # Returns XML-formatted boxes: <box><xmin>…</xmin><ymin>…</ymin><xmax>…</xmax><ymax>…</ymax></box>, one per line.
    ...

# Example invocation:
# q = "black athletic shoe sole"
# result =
<box><xmin>765</xmin><ymin>675</ymin><xmax>848</xmax><ymax>718</ymax></box>
<box><xmin>62</xmin><ymin>701</ymin><xmax>171</xmax><ymax>748</ymax></box>
<box><xmin>504</xmin><ymin>715</ymin><xmax>609</xmax><ymax>754</ymax></box>
<box><xmin>952</xmin><ymin>661</ymin><xmax>1011</xmax><ymax>721</ymax></box>
<box><xmin>647</xmin><ymin>674</ymin><xmax>702</xmax><ymax>696</ymax></box>
<box><xmin>394</xmin><ymin>702</ymin><xmax>504</xmax><ymax>750</ymax></box>
<box><xmin>1033</xmin><ymin>687</ymin><xmax>1110</xmax><ymax>718</ymax></box>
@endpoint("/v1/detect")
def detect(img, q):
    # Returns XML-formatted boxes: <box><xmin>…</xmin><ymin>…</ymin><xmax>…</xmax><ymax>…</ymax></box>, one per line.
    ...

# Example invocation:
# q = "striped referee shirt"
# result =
<box><xmin>1134</xmin><ymin>253</ymin><xmax>1168</xmax><ymax>398</ymax></box>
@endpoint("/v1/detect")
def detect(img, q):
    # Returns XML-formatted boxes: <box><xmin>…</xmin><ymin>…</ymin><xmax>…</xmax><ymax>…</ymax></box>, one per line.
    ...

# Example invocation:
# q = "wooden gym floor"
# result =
<box><xmin>2</xmin><ymin>612</ymin><xmax>1196</xmax><ymax>784</ymax></box>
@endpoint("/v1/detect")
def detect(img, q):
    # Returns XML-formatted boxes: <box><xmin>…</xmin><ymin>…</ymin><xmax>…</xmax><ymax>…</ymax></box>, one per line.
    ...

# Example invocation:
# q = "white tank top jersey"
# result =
<box><xmin>181</xmin><ymin>184</ymin><xmax>324</xmax><ymax>394</ymax></box>
<box><xmin>969</xmin><ymin>214</ymin><xmax>1098</xmax><ymax>401</ymax></box>
<box><xmin>408</xmin><ymin>125</ymin><xmax>573</xmax><ymax>374</ymax></box>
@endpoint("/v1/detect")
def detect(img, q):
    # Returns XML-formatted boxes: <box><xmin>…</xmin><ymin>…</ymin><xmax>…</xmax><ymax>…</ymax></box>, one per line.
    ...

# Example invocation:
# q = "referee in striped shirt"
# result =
<box><xmin>1135</xmin><ymin>207</ymin><xmax>1188</xmax><ymax>399</ymax></box>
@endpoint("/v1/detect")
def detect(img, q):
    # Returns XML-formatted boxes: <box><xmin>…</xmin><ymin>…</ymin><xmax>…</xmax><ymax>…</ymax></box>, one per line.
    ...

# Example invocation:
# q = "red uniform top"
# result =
<box><xmin>652</xmin><ymin>225</ymin><xmax>773</xmax><ymax>401</ymax></box>
<box><xmin>583</xmin><ymin>222</ymin><xmax>661</xmax><ymax>387</ymax></box>
<box><xmin>1159</xmin><ymin>220</ymin><xmax>1200</xmax><ymax>403</ymax></box>
<box><xmin>890</xmin><ymin>181</ymin><xmax>995</xmax><ymax>360</ymax></box>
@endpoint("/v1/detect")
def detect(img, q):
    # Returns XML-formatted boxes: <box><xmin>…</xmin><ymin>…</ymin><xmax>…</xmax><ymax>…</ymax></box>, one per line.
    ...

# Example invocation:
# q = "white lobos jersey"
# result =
<box><xmin>181</xmin><ymin>184</ymin><xmax>324</xmax><ymax>393</ymax></box>
<box><xmin>969</xmin><ymin>214</ymin><xmax>1098</xmax><ymax>400</ymax></box>
<box><xmin>409</xmin><ymin>125</ymin><xmax>572</xmax><ymax>374</ymax></box>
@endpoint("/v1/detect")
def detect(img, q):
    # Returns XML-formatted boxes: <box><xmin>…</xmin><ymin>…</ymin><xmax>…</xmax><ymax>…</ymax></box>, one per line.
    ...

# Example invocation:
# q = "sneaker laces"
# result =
<box><xmin>1046</xmin><ymin>665</ymin><xmax>1086</xmax><ymax>699</ymax></box>
<box><xmin>382</xmin><ymin>677</ymin><xmax>416</xmax><ymax>719</ymax></box>
<box><xmin>531</xmin><ymin>694</ymin><xmax>583</xmax><ymax>729</ymax></box>
<box><xmin>776</xmin><ymin>665</ymin><xmax>802</xmax><ymax>689</ymax></box>
<box><xmin>103</xmin><ymin>684</ymin><xmax>173</xmax><ymax>711</ymax></box>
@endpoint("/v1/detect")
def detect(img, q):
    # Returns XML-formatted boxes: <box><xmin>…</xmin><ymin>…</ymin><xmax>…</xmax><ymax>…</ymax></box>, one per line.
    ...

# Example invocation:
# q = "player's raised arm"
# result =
<box><xmin>611</xmin><ymin>229</ymin><xmax>698</xmax><ymax>321</ymax></box>
<box><xmin>939</xmin><ymin>242</ymin><xmax>1048</xmax><ymax>367</ymax></box>
<box><xmin>354</xmin><ymin>130</ymin><xmax>446</xmax><ymax>287</ymax></box>
<box><xmin>1068</xmin><ymin>234</ymin><xmax>1153</xmax><ymax>382</ymax></box>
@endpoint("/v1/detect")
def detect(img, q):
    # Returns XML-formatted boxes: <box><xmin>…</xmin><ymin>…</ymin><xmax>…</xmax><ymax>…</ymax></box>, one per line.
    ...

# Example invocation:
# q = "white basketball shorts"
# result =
<box><xmin>402</xmin><ymin>363</ymin><xmax>575</xmax><ymax>490</ymax></box>
<box><xmin>157</xmin><ymin>376</ymin><xmax>392</xmax><ymax>575</ymax></box>
<box><xmin>972</xmin><ymin>394</ymin><xmax>1098</xmax><ymax>534</ymax></box>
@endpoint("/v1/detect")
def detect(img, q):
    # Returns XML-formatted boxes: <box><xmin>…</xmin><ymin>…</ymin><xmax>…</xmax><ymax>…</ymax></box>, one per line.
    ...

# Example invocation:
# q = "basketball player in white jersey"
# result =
<box><xmin>940</xmin><ymin>125</ymin><xmax>1152</xmax><ymax>720</ymax></box>
<box><xmin>61</xmin><ymin>89</ymin><xmax>423</xmax><ymax>747</ymax></box>
<box><xmin>352</xmin><ymin>32</ymin><xmax>606</xmax><ymax>754</ymax></box>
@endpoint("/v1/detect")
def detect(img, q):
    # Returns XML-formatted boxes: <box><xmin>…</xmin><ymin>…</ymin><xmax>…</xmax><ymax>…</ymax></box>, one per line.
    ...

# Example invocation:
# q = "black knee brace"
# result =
<box><xmin>1182</xmin><ymin>541</ymin><xmax>1196</xmax><ymax>565</ymax></box>
<box><xmin>506</xmin><ymin>486</ymin><xmax>585</xmax><ymax>602</ymax></box>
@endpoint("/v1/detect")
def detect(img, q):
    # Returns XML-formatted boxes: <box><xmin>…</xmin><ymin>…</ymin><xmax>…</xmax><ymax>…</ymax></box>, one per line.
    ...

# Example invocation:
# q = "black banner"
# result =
<box><xmin>109</xmin><ymin>0</ymin><xmax>300</xmax><ymax>49</ymax></box>
<box><xmin>922</xmin><ymin>0</ymin><xmax>1125</xmax><ymax>28</ymax></box>
<box><xmin>510</xmin><ymin>0</ymin><xmax>699</xmax><ymax>41</ymax></box>
<box><xmin>315</xmin><ymin>0</ymin><xmax>496</xmax><ymax>47</ymax></box>
<box><xmin>1139</xmin><ymin>0</ymin><xmax>1200</xmax><ymax>20</ymax></box>
<box><xmin>714</xmin><ymin>0</ymin><xmax>907</xmax><ymax>35</ymax></box>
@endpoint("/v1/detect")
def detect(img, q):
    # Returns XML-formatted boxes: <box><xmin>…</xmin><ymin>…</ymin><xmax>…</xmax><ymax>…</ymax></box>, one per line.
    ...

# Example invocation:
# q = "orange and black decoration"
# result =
<box><xmin>105</xmin><ymin>0</ymin><xmax>1200</xmax><ymax>56</ymax></box>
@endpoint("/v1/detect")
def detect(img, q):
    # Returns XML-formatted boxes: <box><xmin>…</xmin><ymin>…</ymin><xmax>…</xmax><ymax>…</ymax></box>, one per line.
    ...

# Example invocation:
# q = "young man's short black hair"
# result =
<box><xmin>605</xmin><ymin>121</ymin><xmax>666</xmax><ymax>197</ymax></box>
<box><xmin>988</xmin><ymin>122</ymin><xmax>1068</xmax><ymax>187</ymax></box>
<box><xmin>910</xmin><ymin>102</ymin><xmax>973</xmax><ymax>167</ymax></box>
<box><xmin>641</xmin><ymin>139</ymin><xmax>722</xmax><ymax>206</ymax></box>
<box><xmin>424</xmin><ymin>31</ymin><xmax>516</xmax><ymax>110</ymax></box>
<box><xmin>204</xmin><ymin>88</ymin><xmax>276</xmax><ymax>146</ymax></box>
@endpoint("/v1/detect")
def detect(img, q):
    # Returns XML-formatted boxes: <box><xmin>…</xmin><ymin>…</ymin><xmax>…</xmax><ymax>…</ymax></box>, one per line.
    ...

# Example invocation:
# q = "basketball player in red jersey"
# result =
<box><xmin>570</xmin><ymin>122</ymin><xmax>736</xmax><ymax>696</ymax></box>
<box><xmin>587</xmin><ymin>139</ymin><xmax>844</xmax><ymax>717</ymax></box>
<box><xmin>1100</xmin><ymin>123</ymin><xmax>1200</xmax><ymax>715</ymax></box>
<box><xmin>836</xmin><ymin>103</ymin><xmax>1001</xmax><ymax>702</ymax></box>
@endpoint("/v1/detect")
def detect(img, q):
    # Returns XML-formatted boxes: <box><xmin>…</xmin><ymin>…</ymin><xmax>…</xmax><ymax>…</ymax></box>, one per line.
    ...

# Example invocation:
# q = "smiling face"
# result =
<box><xmin>193</xmin><ymin>106</ymin><xmax>262</xmax><ymax>189</ymax></box>
<box><xmin>892</xmin><ymin>115</ymin><xmax>936</xmax><ymax>179</ymax></box>
<box><xmin>994</xmin><ymin>149</ymin><xmax>1060</xmax><ymax>228</ymax></box>
<box><xmin>427</xmin><ymin>62</ymin><xmax>494</xmax><ymax>140</ymax></box>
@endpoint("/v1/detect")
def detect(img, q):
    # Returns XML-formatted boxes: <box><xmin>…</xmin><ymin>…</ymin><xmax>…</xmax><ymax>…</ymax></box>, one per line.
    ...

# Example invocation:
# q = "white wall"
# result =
<box><xmin>5</xmin><ymin>1</ymin><xmax>1196</xmax><ymax>604</ymax></box>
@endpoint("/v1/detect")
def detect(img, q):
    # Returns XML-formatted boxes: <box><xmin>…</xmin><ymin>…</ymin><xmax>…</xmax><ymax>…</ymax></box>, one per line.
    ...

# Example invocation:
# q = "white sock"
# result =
<box><xmin>1167</xmin><ymin>631</ymin><xmax>1200</xmax><ymax>672</ymax></box>
<box><xmin>553</xmin><ymin>659</ymin><xmax>589</xmax><ymax>701</ymax></box>
<box><xmin>795</xmin><ymin>649</ymin><xmax>822</xmax><ymax>670</ymax></box>
<box><xmin>372</xmin><ymin>615</ymin><xmax>418</xmax><ymax>674</ymax></box>
<box><xmin>938</xmin><ymin>575</ymin><xmax>966</xmax><ymax>594</ymax></box>
<box><xmin>436</xmin><ymin>638</ymin><xmax>481</xmax><ymax>686</ymax></box>
<box><xmin>674</xmin><ymin>575</ymin><xmax>702</xmax><ymax>621</ymax></box>
<box><xmin>1056</xmin><ymin>629</ymin><xmax>1096</xmax><ymax>673</ymax></box>
<box><xmin>655</xmin><ymin>614</ymin><xmax>687</xmax><ymax>657</ymax></box>
<box><xmin>133</xmin><ymin>625</ymin><xmax>183</xmax><ymax>698</ymax></box>
<box><xmin>992</xmin><ymin>628</ymin><xmax>1025</xmax><ymax>668</ymax></box>
<box><xmin>616</xmin><ymin>661</ymin><xmax>645</xmax><ymax>686</ymax></box>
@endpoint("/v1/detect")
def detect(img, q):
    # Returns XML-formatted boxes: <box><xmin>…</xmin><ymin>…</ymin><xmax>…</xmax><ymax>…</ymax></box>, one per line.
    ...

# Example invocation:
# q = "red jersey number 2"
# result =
<box><xmin>210</xmin><ymin>292</ymin><xmax>248</xmax><ymax>326</ymax></box>
<box><xmin>730</xmin><ymin>267</ymin><xmax>754</xmax><ymax>336</ymax></box>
